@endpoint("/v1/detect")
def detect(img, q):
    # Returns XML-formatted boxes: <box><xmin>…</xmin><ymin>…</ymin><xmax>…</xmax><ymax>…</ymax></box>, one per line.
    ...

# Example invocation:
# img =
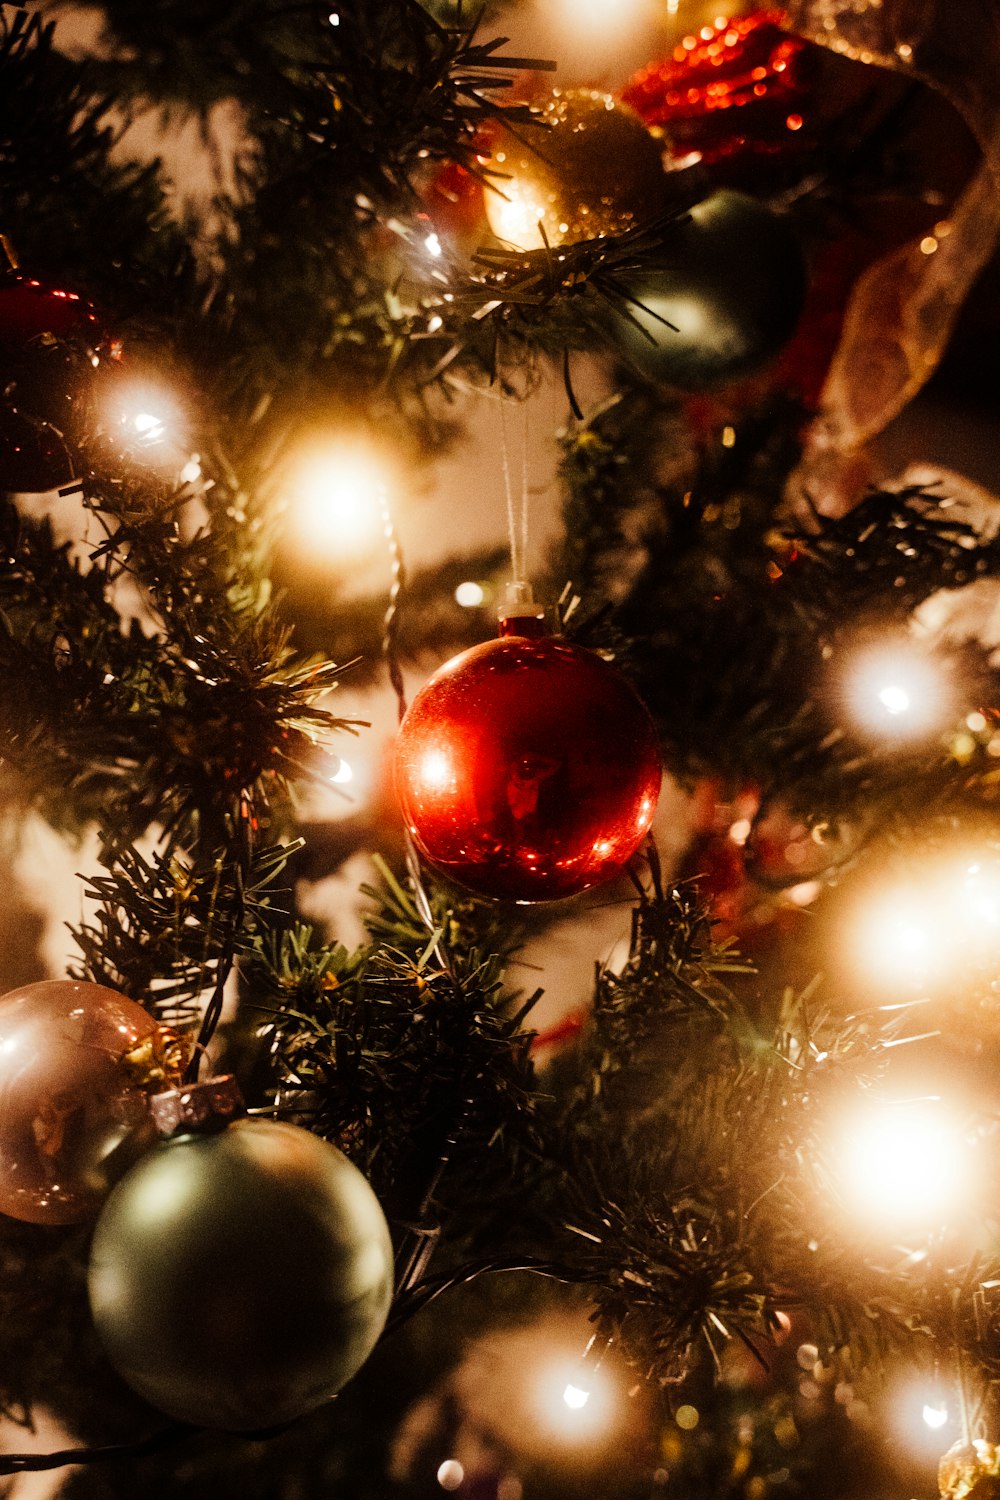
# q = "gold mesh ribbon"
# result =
<box><xmin>121</xmin><ymin>1025</ymin><xmax>193</xmax><ymax>1093</ymax></box>
<box><xmin>939</xmin><ymin>1439</ymin><xmax>1000</xmax><ymax>1500</ymax></box>
<box><xmin>783</xmin><ymin>0</ymin><xmax>1000</xmax><ymax>456</ymax></box>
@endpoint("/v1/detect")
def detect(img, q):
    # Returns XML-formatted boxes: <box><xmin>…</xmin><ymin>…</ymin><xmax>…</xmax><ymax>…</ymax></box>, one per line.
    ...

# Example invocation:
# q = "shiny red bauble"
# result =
<box><xmin>395</xmin><ymin>630</ymin><xmax>662</xmax><ymax>903</ymax></box>
<box><xmin>0</xmin><ymin>273</ymin><xmax>101</xmax><ymax>346</ymax></box>
<box><xmin>0</xmin><ymin>270</ymin><xmax>104</xmax><ymax>493</ymax></box>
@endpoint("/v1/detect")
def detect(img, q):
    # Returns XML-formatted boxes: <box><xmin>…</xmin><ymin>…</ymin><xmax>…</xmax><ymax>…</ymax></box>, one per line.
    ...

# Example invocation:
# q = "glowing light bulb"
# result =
<box><xmin>437</xmin><ymin>1460</ymin><xmax>464</xmax><ymax>1491</ymax></box>
<box><xmin>961</xmin><ymin>861</ymin><xmax>1000</xmax><ymax>926</ymax></box>
<box><xmin>845</xmin><ymin>644</ymin><xmax>947</xmax><ymax>738</ymax></box>
<box><xmin>559</xmin><ymin>0</ymin><xmax>648</xmax><ymax>32</ymax></box>
<box><xmin>455</xmin><ymin>581</ymin><xmax>485</xmax><ymax>608</ymax></box>
<box><xmin>878</xmin><ymin>684</ymin><xmax>910</xmax><ymax>715</ymax></box>
<box><xmin>539</xmin><ymin>1359</ymin><xmax>618</xmax><ymax>1441</ymax></box>
<box><xmin>923</xmin><ymin>1402</ymin><xmax>949</xmax><ymax>1430</ymax></box>
<box><xmin>485</xmin><ymin>186</ymin><xmax>548</xmax><ymax>252</ymax></box>
<box><xmin>106</xmin><ymin>378</ymin><xmax>186</xmax><ymax>463</ymax></box>
<box><xmin>424</xmin><ymin>232</ymin><xmax>443</xmax><ymax>258</ymax></box>
<box><xmin>282</xmin><ymin>438</ymin><xmax>389</xmax><ymax>563</ymax></box>
<box><xmin>852</xmin><ymin>886</ymin><xmax>940</xmax><ymax>991</ymax></box>
<box><xmin>837</xmin><ymin>1102</ymin><xmax>968</xmax><ymax>1231</ymax></box>
<box><xmin>330</xmin><ymin>758</ymin><xmax>353</xmax><ymax>785</ymax></box>
<box><xmin>132</xmin><ymin>411</ymin><xmax>166</xmax><ymax>440</ymax></box>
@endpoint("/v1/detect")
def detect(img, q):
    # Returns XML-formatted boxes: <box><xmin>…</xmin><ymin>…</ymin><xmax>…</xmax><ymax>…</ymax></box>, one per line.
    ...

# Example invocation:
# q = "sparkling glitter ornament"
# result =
<box><xmin>484</xmin><ymin>88</ymin><xmax>667</xmax><ymax>251</ymax></box>
<box><xmin>623</xmin><ymin>11</ymin><xmax>814</xmax><ymax>186</ymax></box>
<box><xmin>0</xmin><ymin>980</ymin><xmax>162</xmax><ymax>1225</ymax></box>
<box><xmin>88</xmin><ymin>1077</ymin><xmax>394</xmax><ymax>1432</ymax></box>
<box><xmin>939</xmin><ymin>1439</ymin><xmax>1000</xmax><ymax>1500</ymax></box>
<box><xmin>599</xmin><ymin>189</ymin><xmax>806</xmax><ymax>390</ymax></box>
<box><xmin>395</xmin><ymin>613</ymin><xmax>661</xmax><ymax>903</ymax></box>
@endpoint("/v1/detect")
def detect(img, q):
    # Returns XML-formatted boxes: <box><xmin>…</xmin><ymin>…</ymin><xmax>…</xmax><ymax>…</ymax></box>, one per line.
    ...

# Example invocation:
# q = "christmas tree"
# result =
<box><xmin>2</xmin><ymin>0</ymin><xmax>1000</xmax><ymax>1497</ymax></box>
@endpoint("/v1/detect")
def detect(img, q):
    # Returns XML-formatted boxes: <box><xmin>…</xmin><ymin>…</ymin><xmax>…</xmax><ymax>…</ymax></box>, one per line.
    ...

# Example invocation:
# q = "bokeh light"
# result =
<box><xmin>280</xmin><ymin>436</ymin><xmax>392</xmax><ymax>565</ymax></box>
<box><xmin>847</xmin><ymin>846</ymin><xmax>1000</xmax><ymax>996</ymax></box>
<box><xmin>844</xmin><ymin>643</ymin><xmax>949</xmax><ymax>739</ymax></box>
<box><xmin>329</xmin><ymin>757</ymin><xmax>354</xmax><ymax>786</ymax></box>
<box><xmin>437</xmin><ymin>1459</ymin><xmax>464</xmax><ymax>1490</ymax></box>
<box><xmin>536</xmin><ymin>1358</ymin><xmax>618</xmax><ymax>1442</ymax></box>
<box><xmin>835</xmin><ymin>1100</ymin><xmax>969</xmax><ymax>1234</ymax></box>
<box><xmin>891</xmin><ymin>1378</ymin><xmax>959</xmax><ymax>1457</ymax></box>
<box><xmin>105</xmin><ymin>377</ymin><xmax>188</xmax><ymax>466</ymax></box>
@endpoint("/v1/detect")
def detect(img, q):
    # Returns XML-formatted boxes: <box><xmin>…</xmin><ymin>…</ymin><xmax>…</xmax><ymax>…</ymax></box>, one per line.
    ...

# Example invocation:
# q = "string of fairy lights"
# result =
<box><xmin>2</xmin><ymin>0</ymin><xmax>995</xmax><ymax>1491</ymax></box>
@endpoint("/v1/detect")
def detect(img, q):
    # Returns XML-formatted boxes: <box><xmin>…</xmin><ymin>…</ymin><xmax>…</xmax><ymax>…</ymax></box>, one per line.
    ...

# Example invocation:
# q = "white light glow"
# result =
<box><xmin>961</xmin><ymin>861</ymin><xmax>1000</xmax><ymax>928</ymax></box>
<box><xmin>133</xmin><ymin>411</ymin><xmax>166</xmax><ymax>440</ymax></box>
<box><xmin>180</xmin><ymin>457</ymin><xmax>202</xmax><ymax>484</ymax></box>
<box><xmin>849</xmin><ymin>848</ymin><xmax>1000</xmax><ymax>994</ymax></box>
<box><xmin>282</xmin><ymin>439</ymin><xmax>389</xmax><ymax>563</ymax></box>
<box><xmin>330</xmin><ymin>758</ymin><xmax>353</xmax><ymax>785</ymax></box>
<box><xmin>424</xmin><ymin>232</ymin><xmax>443</xmax><ymax>258</ymax></box>
<box><xmin>852</xmin><ymin>888</ymin><xmax>940</xmax><ymax>990</ymax></box>
<box><xmin>845</xmin><ymin>644</ymin><xmax>947</xmax><ymax>738</ymax></box>
<box><xmin>556</xmin><ymin>0</ymin><xmax>648</xmax><ymax>35</ymax></box>
<box><xmin>418</xmin><ymin>749</ymin><xmax>453</xmax><ymax>791</ymax></box>
<box><xmin>455</xmin><ymin>581</ymin><xmax>485</xmax><ymax>608</ymax></box>
<box><xmin>537</xmin><ymin>1360</ymin><xmax>617</xmax><ymax>1443</ymax></box>
<box><xmin>107</xmin><ymin>379</ymin><xmax>187</xmax><ymax>462</ymax></box>
<box><xmin>837</xmin><ymin>1102</ymin><xmax>968</xmax><ymax>1232</ymax></box>
<box><xmin>437</xmin><ymin>1460</ymin><xmax>464</xmax><ymax>1491</ymax></box>
<box><xmin>485</xmin><ymin>183</ymin><xmax>548</xmax><ymax>252</ymax></box>
<box><xmin>894</xmin><ymin>1379</ymin><xmax>959</xmax><ymax>1454</ymax></box>
<box><xmin>878</xmin><ymin>684</ymin><xmax>910</xmax><ymax>715</ymax></box>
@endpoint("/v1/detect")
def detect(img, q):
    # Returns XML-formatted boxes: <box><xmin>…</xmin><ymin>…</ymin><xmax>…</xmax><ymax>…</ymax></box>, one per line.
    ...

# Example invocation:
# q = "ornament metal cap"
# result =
<box><xmin>149</xmin><ymin>1074</ymin><xmax>245</xmax><ymax>1138</ymax></box>
<box><xmin>498</xmin><ymin>579</ymin><xmax>547</xmax><ymax>639</ymax></box>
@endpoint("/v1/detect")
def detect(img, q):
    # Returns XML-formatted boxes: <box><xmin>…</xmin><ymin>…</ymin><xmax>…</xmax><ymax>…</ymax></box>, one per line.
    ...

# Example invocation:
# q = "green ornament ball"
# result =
<box><xmin>598</xmin><ymin>189</ymin><xmax>806</xmax><ymax>390</ymax></box>
<box><xmin>88</xmin><ymin>1116</ymin><xmax>394</xmax><ymax>1432</ymax></box>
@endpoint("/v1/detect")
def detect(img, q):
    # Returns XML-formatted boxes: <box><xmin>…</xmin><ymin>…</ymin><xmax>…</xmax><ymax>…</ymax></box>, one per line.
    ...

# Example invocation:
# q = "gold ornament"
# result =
<box><xmin>484</xmin><ymin>88</ymin><xmax>667</xmax><ymax>251</ymax></box>
<box><xmin>940</xmin><ymin>1440</ymin><xmax>1000</xmax><ymax>1500</ymax></box>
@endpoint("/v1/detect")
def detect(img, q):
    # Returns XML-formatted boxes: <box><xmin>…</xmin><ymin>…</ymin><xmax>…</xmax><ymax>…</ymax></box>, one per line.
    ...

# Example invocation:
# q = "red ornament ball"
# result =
<box><xmin>0</xmin><ymin>273</ymin><xmax>101</xmax><ymax>346</ymax></box>
<box><xmin>395</xmin><ymin>632</ymin><xmax>662</xmax><ymax>902</ymax></box>
<box><xmin>0</xmin><ymin>270</ymin><xmax>105</xmax><ymax>493</ymax></box>
<box><xmin>0</xmin><ymin>980</ymin><xmax>159</xmax><ymax>1225</ymax></box>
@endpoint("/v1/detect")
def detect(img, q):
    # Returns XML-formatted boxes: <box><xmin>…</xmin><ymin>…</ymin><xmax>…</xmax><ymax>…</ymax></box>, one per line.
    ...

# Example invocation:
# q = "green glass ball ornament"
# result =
<box><xmin>88</xmin><ymin>1080</ymin><xmax>394</xmax><ymax>1432</ymax></box>
<box><xmin>598</xmin><ymin>189</ymin><xmax>806</xmax><ymax>390</ymax></box>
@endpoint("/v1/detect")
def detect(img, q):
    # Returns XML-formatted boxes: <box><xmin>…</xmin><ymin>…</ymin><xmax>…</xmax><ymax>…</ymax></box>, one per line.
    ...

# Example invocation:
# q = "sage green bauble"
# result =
<box><xmin>88</xmin><ymin>1117</ymin><xmax>394</xmax><ymax>1432</ymax></box>
<box><xmin>599</xmin><ymin>189</ymin><xmax>806</xmax><ymax>390</ymax></box>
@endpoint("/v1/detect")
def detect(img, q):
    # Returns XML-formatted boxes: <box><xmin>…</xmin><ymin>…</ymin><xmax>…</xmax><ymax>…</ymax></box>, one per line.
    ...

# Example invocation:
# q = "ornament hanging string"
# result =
<box><xmin>377</xmin><ymin>493</ymin><xmax>471</xmax><ymax>1297</ymax></box>
<box><xmin>183</xmin><ymin>792</ymin><xmax>254</xmax><ymax>1085</ymax></box>
<box><xmin>378</xmin><ymin>490</ymin><xmax>442</xmax><ymax>945</ymax></box>
<box><xmin>380</xmin><ymin>489</ymin><xmax>409</xmax><ymax>727</ymax></box>
<box><xmin>499</xmin><ymin>394</ymin><xmax>531</xmax><ymax>587</ymax></box>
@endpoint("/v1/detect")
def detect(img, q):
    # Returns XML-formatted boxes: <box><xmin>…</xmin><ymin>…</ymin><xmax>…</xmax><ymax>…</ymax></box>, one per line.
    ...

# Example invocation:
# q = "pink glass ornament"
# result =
<box><xmin>0</xmin><ymin>980</ymin><xmax>158</xmax><ymax>1225</ymax></box>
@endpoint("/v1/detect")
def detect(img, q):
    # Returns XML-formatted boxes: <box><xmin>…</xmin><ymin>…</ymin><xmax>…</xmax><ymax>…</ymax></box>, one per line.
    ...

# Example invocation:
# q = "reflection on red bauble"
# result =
<box><xmin>0</xmin><ymin>270</ymin><xmax>105</xmax><ymax>493</ymax></box>
<box><xmin>0</xmin><ymin>273</ymin><xmax>101</xmax><ymax>346</ymax></box>
<box><xmin>395</xmin><ymin>632</ymin><xmax>662</xmax><ymax>903</ymax></box>
<box><xmin>0</xmin><ymin>980</ymin><xmax>158</xmax><ymax>1225</ymax></box>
